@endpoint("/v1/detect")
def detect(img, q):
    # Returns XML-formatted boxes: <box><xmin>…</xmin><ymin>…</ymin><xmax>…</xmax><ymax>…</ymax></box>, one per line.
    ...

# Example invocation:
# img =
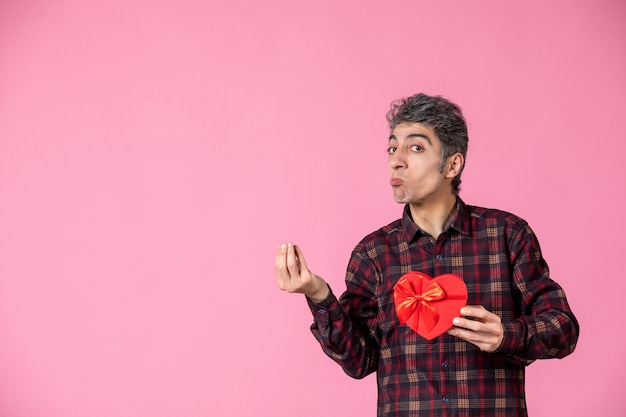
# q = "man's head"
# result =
<box><xmin>386</xmin><ymin>93</ymin><xmax>468</xmax><ymax>194</ymax></box>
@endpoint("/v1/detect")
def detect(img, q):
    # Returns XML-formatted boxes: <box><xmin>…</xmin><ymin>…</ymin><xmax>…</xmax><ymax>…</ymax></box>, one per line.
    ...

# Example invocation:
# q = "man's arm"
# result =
<box><xmin>448</xmin><ymin>223</ymin><xmax>579</xmax><ymax>365</ymax></box>
<box><xmin>274</xmin><ymin>242</ymin><xmax>380</xmax><ymax>378</ymax></box>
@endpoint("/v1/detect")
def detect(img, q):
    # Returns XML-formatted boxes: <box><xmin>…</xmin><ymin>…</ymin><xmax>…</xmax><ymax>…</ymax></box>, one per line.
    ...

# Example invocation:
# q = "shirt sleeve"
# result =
<box><xmin>306</xmin><ymin>249</ymin><xmax>380</xmax><ymax>379</ymax></box>
<box><xmin>496</xmin><ymin>221</ymin><xmax>579</xmax><ymax>365</ymax></box>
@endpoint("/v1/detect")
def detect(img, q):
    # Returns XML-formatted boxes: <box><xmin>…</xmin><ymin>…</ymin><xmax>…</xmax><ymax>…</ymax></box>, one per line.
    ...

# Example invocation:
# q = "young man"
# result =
<box><xmin>274</xmin><ymin>93</ymin><xmax>579</xmax><ymax>417</ymax></box>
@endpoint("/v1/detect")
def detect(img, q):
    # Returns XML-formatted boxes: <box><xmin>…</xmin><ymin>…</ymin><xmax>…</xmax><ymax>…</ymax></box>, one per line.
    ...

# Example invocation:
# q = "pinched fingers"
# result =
<box><xmin>274</xmin><ymin>243</ymin><xmax>329</xmax><ymax>302</ymax></box>
<box><xmin>275</xmin><ymin>242</ymin><xmax>302</xmax><ymax>290</ymax></box>
<box><xmin>285</xmin><ymin>242</ymin><xmax>302</xmax><ymax>277</ymax></box>
<box><xmin>274</xmin><ymin>242</ymin><xmax>312</xmax><ymax>293</ymax></box>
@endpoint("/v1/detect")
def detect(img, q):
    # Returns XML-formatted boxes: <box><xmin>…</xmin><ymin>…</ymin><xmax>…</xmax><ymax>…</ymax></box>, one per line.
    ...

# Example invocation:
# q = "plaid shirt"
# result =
<box><xmin>308</xmin><ymin>199</ymin><xmax>579</xmax><ymax>417</ymax></box>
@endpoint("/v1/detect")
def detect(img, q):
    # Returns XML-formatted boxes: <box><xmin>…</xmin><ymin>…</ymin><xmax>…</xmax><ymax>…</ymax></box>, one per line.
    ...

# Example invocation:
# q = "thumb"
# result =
<box><xmin>294</xmin><ymin>245</ymin><xmax>309</xmax><ymax>273</ymax></box>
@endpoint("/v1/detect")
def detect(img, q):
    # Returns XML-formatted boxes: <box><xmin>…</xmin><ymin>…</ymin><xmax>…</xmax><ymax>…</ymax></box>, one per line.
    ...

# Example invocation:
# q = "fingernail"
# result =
<box><xmin>453</xmin><ymin>318</ymin><xmax>460</xmax><ymax>326</ymax></box>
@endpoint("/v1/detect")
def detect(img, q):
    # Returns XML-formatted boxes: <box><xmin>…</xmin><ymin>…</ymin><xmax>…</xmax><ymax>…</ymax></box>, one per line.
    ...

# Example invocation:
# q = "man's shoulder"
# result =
<box><xmin>464</xmin><ymin>203</ymin><xmax>529</xmax><ymax>230</ymax></box>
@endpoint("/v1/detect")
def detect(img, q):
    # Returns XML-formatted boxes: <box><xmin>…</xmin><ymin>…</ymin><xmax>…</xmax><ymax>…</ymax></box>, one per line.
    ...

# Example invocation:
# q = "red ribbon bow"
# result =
<box><xmin>394</xmin><ymin>273</ymin><xmax>446</xmax><ymax>331</ymax></box>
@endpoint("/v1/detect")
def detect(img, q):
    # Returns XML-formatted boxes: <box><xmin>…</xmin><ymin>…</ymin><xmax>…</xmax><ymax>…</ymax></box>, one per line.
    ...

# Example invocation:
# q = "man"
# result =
<box><xmin>274</xmin><ymin>93</ymin><xmax>579</xmax><ymax>417</ymax></box>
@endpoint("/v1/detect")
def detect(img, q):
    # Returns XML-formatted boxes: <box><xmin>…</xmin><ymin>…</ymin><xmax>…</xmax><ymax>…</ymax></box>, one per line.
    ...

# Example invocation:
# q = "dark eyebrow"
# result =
<box><xmin>388</xmin><ymin>133</ymin><xmax>433</xmax><ymax>145</ymax></box>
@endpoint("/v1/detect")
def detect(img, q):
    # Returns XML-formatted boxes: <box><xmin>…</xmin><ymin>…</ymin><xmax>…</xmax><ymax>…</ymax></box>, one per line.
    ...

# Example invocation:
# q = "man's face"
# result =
<box><xmin>387</xmin><ymin>122</ymin><xmax>451</xmax><ymax>206</ymax></box>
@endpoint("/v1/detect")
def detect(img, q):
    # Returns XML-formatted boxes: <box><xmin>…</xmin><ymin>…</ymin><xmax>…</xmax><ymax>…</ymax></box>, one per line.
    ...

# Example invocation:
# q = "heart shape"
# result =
<box><xmin>393</xmin><ymin>272</ymin><xmax>468</xmax><ymax>340</ymax></box>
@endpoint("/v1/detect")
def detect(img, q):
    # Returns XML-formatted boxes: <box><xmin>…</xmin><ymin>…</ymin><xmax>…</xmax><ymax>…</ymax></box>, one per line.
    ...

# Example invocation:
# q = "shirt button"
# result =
<box><xmin>442</xmin><ymin>396</ymin><xmax>449</xmax><ymax>403</ymax></box>
<box><xmin>318</xmin><ymin>309</ymin><xmax>327</xmax><ymax>315</ymax></box>
<box><xmin>435</xmin><ymin>255</ymin><xmax>442</xmax><ymax>261</ymax></box>
<box><xmin>441</xmin><ymin>362</ymin><xmax>449</xmax><ymax>370</ymax></box>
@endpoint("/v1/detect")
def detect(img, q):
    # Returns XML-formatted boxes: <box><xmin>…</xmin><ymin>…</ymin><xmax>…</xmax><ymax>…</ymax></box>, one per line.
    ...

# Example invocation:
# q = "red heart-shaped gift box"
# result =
<box><xmin>393</xmin><ymin>272</ymin><xmax>468</xmax><ymax>340</ymax></box>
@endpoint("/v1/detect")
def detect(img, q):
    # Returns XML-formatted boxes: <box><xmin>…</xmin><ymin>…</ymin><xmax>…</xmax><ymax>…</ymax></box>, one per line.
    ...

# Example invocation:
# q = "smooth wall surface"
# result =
<box><xmin>1</xmin><ymin>1</ymin><xmax>624</xmax><ymax>416</ymax></box>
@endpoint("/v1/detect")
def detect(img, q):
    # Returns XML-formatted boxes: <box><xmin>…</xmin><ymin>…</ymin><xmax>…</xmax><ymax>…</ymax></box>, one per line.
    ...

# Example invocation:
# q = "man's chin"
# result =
<box><xmin>392</xmin><ymin>193</ymin><xmax>410</xmax><ymax>204</ymax></box>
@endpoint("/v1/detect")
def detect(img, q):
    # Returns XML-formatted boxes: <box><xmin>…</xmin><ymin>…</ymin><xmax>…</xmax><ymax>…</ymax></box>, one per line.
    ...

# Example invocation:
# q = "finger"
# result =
<box><xmin>462</xmin><ymin>306</ymin><xmax>502</xmax><ymax>328</ymax></box>
<box><xmin>275</xmin><ymin>243</ymin><xmax>291</xmax><ymax>289</ymax></box>
<box><xmin>274</xmin><ymin>243</ymin><xmax>287</xmax><ymax>271</ymax></box>
<box><xmin>449</xmin><ymin>327</ymin><xmax>501</xmax><ymax>352</ymax></box>
<box><xmin>285</xmin><ymin>242</ymin><xmax>301</xmax><ymax>277</ymax></box>
<box><xmin>450</xmin><ymin>325</ymin><xmax>491</xmax><ymax>344</ymax></box>
<box><xmin>460</xmin><ymin>305</ymin><xmax>487</xmax><ymax>319</ymax></box>
<box><xmin>294</xmin><ymin>245</ymin><xmax>308</xmax><ymax>272</ymax></box>
<box><xmin>453</xmin><ymin>316</ymin><xmax>483</xmax><ymax>332</ymax></box>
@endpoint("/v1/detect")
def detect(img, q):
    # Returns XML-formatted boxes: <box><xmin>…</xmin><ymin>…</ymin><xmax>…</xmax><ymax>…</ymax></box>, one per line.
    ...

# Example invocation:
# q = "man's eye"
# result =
<box><xmin>410</xmin><ymin>145</ymin><xmax>424</xmax><ymax>152</ymax></box>
<box><xmin>387</xmin><ymin>147</ymin><xmax>397</xmax><ymax>154</ymax></box>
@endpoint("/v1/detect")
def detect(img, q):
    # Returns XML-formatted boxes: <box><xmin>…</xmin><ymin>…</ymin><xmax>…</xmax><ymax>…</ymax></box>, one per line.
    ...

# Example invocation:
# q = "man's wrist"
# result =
<box><xmin>307</xmin><ymin>281</ymin><xmax>330</xmax><ymax>304</ymax></box>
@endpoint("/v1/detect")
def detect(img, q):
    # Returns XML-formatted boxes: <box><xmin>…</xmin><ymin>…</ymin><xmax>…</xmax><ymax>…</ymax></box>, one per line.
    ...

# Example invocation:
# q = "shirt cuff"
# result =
<box><xmin>496</xmin><ymin>320</ymin><xmax>526</xmax><ymax>354</ymax></box>
<box><xmin>306</xmin><ymin>287</ymin><xmax>340</xmax><ymax>326</ymax></box>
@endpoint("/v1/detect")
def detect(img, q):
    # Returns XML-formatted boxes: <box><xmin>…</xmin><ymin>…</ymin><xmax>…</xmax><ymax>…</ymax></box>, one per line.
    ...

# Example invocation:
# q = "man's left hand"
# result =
<box><xmin>447</xmin><ymin>305</ymin><xmax>504</xmax><ymax>352</ymax></box>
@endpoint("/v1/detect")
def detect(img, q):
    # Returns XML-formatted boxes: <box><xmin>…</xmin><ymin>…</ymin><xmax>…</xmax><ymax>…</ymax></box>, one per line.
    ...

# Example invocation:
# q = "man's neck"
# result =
<box><xmin>409</xmin><ymin>195</ymin><xmax>457</xmax><ymax>238</ymax></box>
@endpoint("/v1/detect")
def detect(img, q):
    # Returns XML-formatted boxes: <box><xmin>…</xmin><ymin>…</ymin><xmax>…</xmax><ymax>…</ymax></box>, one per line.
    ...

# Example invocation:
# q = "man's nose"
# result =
<box><xmin>389</xmin><ymin>150</ymin><xmax>406</xmax><ymax>169</ymax></box>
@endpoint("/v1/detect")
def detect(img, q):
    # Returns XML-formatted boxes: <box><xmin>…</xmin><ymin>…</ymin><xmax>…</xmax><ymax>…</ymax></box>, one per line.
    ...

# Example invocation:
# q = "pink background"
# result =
<box><xmin>1</xmin><ymin>1</ymin><xmax>624</xmax><ymax>416</ymax></box>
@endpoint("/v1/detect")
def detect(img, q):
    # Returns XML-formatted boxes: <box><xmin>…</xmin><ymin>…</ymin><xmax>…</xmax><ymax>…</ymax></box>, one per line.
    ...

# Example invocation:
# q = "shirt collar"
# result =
<box><xmin>401</xmin><ymin>197</ymin><xmax>471</xmax><ymax>242</ymax></box>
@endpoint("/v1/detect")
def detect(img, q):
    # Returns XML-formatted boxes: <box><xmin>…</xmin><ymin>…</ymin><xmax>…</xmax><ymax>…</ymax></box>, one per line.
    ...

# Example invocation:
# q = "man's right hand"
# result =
<box><xmin>275</xmin><ymin>242</ymin><xmax>329</xmax><ymax>303</ymax></box>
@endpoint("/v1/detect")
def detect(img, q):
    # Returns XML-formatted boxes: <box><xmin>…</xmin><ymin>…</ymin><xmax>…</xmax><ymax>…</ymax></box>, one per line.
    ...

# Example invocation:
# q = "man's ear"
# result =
<box><xmin>445</xmin><ymin>153</ymin><xmax>464</xmax><ymax>179</ymax></box>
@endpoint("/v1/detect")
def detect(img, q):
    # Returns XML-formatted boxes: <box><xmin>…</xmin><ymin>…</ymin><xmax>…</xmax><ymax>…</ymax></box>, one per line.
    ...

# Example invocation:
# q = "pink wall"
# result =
<box><xmin>1</xmin><ymin>0</ymin><xmax>624</xmax><ymax>416</ymax></box>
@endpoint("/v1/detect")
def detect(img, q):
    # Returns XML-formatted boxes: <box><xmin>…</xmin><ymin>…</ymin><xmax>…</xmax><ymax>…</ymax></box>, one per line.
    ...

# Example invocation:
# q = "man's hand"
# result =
<box><xmin>447</xmin><ymin>305</ymin><xmax>504</xmax><ymax>352</ymax></box>
<box><xmin>275</xmin><ymin>242</ymin><xmax>329</xmax><ymax>303</ymax></box>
